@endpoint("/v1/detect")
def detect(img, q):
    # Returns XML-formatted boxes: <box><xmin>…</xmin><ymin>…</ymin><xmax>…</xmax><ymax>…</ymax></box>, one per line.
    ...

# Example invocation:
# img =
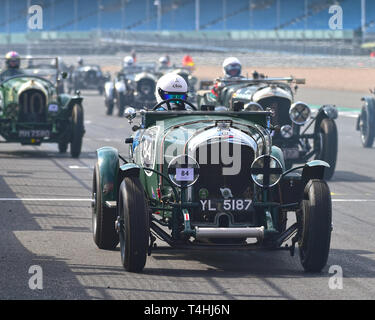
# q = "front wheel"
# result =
<box><xmin>298</xmin><ymin>179</ymin><xmax>332</xmax><ymax>273</ymax></box>
<box><xmin>92</xmin><ymin>164</ymin><xmax>119</xmax><ymax>250</ymax></box>
<box><xmin>70</xmin><ymin>104</ymin><xmax>84</xmax><ymax>158</ymax></box>
<box><xmin>315</xmin><ymin>118</ymin><xmax>338</xmax><ymax>180</ymax></box>
<box><xmin>118</xmin><ymin>176</ymin><xmax>149</xmax><ymax>272</ymax></box>
<box><xmin>359</xmin><ymin>104</ymin><xmax>375</xmax><ymax>148</ymax></box>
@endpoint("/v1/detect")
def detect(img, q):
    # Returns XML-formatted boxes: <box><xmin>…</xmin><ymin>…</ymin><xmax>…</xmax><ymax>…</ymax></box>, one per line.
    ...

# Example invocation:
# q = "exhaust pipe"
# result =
<box><xmin>195</xmin><ymin>226</ymin><xmax>264</xmax><ymax>240</ymax></box>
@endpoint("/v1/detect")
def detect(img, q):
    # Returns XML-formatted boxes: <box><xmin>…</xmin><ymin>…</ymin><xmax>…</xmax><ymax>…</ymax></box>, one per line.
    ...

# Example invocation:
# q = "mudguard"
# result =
<box><xmin>96</xmin><ymin>147</ymin><xmax>120</xmax><ymax>203</ymax></box>
<box><xmin>314</xmin><ymin>104</ymin><xmax>337</xmax><ymax>131</ymax></box>
<box><xmin>119</xmin><ymin>163</ymin><xmax>141</xmax><ymax>180</ymax></box>
<box><xmin>271</xmin><ymin>146</ymin><xmax>286</xmax><ymax>171</ymax></box>
<box><xmin>301</xmin><ymin>160</ymin><xmax>330</xmax><ymax>184</ymax></box>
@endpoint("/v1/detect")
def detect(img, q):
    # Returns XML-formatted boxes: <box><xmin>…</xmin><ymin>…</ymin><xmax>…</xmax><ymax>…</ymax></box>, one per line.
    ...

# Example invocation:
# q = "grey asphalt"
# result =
<box><xmin>0</xmin><ymin>87</ymin><xmax>375</xmax><ymax>300</ymax></box>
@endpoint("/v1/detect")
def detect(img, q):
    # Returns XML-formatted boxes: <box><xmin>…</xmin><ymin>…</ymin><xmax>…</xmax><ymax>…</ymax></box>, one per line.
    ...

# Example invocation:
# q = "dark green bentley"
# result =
<box><xmin>0</xmin><ymin>57</ymin><xmax>85</xmax><ymax>157</ymax></box>
<box><xmin>92</xmin><ymin>99</ymin><xmax>333</xmax><ymax>273</ymax></box>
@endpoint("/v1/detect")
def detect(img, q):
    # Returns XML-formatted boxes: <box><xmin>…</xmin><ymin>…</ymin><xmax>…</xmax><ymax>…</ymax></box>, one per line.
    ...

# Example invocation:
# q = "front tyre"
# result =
<box><xmin>298</xmin><ymin>179</ymin><xmax>332</xmax><ymax>273</ymax></box>
<box><xmin>70</xmin><ymin>104</ymin><xmax>84</xmax><ymax>158</ymax></box>
<box><xmin>118</xmin><ymin>176</ymin><xmax>149</xmax><ymax>272</ymax></box>
<box><xmin>315</xmin><ymin>118</ymin><xmax>338</xmax><ymax>180</ymax></box>
<box><xmin>359</xmin><ymin>104</ymin><xmax>375</xmax><ymax>148</ymax></box>
<box><xmin>92</xmin><ymin>164</ymin><xmax>119</xmax><ymax>250</ymax></box>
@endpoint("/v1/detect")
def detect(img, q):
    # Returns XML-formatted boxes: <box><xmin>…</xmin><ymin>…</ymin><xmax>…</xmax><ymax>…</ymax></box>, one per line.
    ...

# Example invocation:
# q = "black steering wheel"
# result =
<box><xmin>152</xmin><ymin>98</ymin><xmax>198</xmax><ymax>111</ymax></box>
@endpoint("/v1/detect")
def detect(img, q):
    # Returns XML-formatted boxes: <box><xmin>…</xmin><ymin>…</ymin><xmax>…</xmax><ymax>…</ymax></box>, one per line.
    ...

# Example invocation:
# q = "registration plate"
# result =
<box><xmin>283</xmin><ymin>148</ymin><xmax>299</xmax><ymax>159</ymax></box>
<box><xmin>18</xmin><ymin>130</ymin><xmax>50</xmax><ymax>138</ymax></box>
<box><xmin>200</xmin><ymin>199</ymin><xmax>252</xmax><ymax>212</ymax></box>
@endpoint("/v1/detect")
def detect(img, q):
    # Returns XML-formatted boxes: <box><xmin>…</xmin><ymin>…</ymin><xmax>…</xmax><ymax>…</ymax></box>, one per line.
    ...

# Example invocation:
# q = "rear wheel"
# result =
<box><xmin>118</xmin><ymin>176</ymin><xmax>149</xmax><ymax>272</ymax></box>
<box><xmin>298</xmin><ymin>179</ymin><xmax>332</xmax><ymax>272</ymax></box>
<box><xmin>70</xmin><ymin>104</ymin><xmax>84</xmax><ymax>158</ymax></box>
<box><xmin>92</xmin><ymin>164</ymin><xmax>119</xmax><ymax>250</ymax></box>
<box><xmin>315</xmin><ymin>118</ymin><xmax>337</xmax><ymax>180</ymax></box>
<box><xmin>359</xmin><ymin>104</ymin><xmax>375</xmax><ymax>148</ymax></box>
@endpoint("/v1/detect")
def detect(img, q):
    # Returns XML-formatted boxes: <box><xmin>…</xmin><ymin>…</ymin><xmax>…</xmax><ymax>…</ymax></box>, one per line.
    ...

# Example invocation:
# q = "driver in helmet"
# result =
<box><xmin>77</xmin><ymin>57</ymin><xmax>84</xmax><ymax>67</ymax></box>
<box><xmin>209</xmin><ymin>57</ymin><xmax>243</xmax><ymax>103</ymax></box>
<box><xmin>158</xmin><ymin>56</ymin><xmax>170</xmax><ymax>70</ymax></box>
<box><xmin>154</xmin><ymin>73</ymin><xmax>190</xmax><ymax>111</ymax></box>
<box><xmin>0</xmin><ymin>51</ymin><xmax>24</xmax><ymax>80</ymax></box>
<box><xmin>222</xmin><ymin>57</ymin><xmax>242</xmax><ymax>79</ymax></box>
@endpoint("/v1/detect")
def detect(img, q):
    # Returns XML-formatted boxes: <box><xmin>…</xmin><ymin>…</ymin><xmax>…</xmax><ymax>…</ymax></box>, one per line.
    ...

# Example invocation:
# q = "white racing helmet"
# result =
<box><xmin>158</xmin><ymin>56</ymin><xmax>169</xmax><ymax>68</ymax></box>
<box><xmin>155</xmin><ymin>73</ymin><xmax>188</xmax><ymax>108</ymax></box>
<box><xmin>222</xmin><ymin>57</ymin><xmax>242</xmax><ymax>77</ymax></box>
<box><xmin>123</xmin><ymin>56</ymin><xmax>134</xmax><ymax>67</ymax></box>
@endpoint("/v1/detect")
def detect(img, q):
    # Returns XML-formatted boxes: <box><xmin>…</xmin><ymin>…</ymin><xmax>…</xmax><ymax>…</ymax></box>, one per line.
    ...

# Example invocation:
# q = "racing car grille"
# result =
<box><xmin>191</xmin><ymin>142</ymin><xmax>255</xmax><ymax>225</ymax></box>
<box><xmin>86</xmin><ymin>70</ymin><xmax>98</xmax><ymax>84</ymax></box>
<box><xmin>18</xmin><ymin>89</ymin><xmax>47</xmax><ymax>123</ymax></box>
<box><xmin>258</xmin><ymin>97</ymin><xmax>291</xmax><ymax>127</ymax></box>
<box><xmin>137</xmin><ymin>78</ymin><xmax>155</xmax><ymax>99</ymax></box>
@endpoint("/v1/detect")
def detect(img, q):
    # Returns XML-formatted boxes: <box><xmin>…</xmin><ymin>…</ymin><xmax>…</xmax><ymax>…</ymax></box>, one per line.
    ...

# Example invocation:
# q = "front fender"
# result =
<box><xmin>119</xmin><ymin>163</ymin><xmax>141</xmax><ymax>181</ymax></box>
<box><xmin>301</xmin><ymin>160</ymin><xmax>330</xmax><ymax>184</ymax></box>
<box><xmin>96</xmin><ymin>147</ymin><xmax>120</xmax><ymax>203</ymax></box>
<box><xmin>314</xmin><ymin>104</ymin><xmax>338</xmax><ymax>133</ymax></box>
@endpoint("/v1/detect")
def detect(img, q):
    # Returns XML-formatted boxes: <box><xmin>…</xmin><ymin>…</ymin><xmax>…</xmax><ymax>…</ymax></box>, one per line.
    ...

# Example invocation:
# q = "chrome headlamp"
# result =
<box><xmin>280</xmin><ymin>125</ymin><xmax>293</xmax><ymax>138</ymax></box>
<box><xmin>289</xmin><ymin>102</ymin><xmax>311</xmax><ymax>125</ymax></box>
<box><xmin>168</xmin><ymin>155</ymin><xmax>200</xmax><ymax>188</ymax></box>
<box><xmin>251</xmin><ymin>155</ymin><xmax>283</xmax><ymax>188</ymax></box>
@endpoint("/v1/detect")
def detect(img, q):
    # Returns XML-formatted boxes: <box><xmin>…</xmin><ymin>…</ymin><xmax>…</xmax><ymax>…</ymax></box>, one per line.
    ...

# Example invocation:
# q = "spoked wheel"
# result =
<box><xmin>298</xmin><ymin>179</ymin><xmax>332</xmax><ymax>273</ymax></box>
<box><xmin>118</xmin><ymin>176</ymin><xmax>149</xmax><ymax>272</ymax></box>
<box><xmin>315</xmin><ymin>118</ymin><xmax>338</xmax><ymax>180</ymax></box>
<box><xmin>359</xmin><ymin>105</ymin><xmax>375</xmax><ymax>148</ymax></box>
<box><xmin>70</xmin><ymin>104</ymin><xmax>85</xmax><ymax>158</ymax></box>
<box><xmin>92</xmin><ymin>164</ymin><xmax>119</xmax><ymax>250</ymax></box>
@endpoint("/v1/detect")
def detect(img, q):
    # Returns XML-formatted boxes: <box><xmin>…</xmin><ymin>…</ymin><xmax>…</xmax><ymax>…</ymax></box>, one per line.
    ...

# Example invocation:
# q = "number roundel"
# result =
<box><xmin>167</xmin><ymin>155</ymin><xmax>200</xmax><ymax>188</ymax></box>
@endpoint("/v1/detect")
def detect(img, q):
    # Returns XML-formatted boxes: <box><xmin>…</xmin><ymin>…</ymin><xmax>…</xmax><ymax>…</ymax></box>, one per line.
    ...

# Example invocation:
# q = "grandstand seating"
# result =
<box><xmin>0</xmin><ymin>0</ymin><xmax>374</xmax><ymax>33</ymax></box>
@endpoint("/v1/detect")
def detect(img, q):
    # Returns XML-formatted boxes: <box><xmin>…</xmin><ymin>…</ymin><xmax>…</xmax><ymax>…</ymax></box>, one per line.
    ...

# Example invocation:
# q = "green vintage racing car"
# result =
<box><xmin>92</xmin><ymin>98</ymin><xmax>333</xmax><ymax>273</ymax></box>
<box><xmin>197</xmin><ymin>76</ymin><xmax>338</xmax><ymax>180</ymax></box>
<box><xmin>0</xmin><ymin>57</ymin><xmax>85</xmax><ymax>157</ymax></box>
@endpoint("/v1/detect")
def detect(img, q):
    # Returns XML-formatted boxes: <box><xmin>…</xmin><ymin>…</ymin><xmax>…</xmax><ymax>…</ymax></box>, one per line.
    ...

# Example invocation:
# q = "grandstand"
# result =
<box><xmin>0</xmin><ymin>0</ymin><xmax>372</xmax><ymax>32</ymax></box>
<box><xmin>0</xmin><ymin>0</ymin><xmax>373</xmax><ymax>55</ymax></box>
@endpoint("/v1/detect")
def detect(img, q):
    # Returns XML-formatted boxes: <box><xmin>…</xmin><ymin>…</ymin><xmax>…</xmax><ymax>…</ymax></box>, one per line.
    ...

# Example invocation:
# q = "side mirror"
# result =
<box><xmin>124</xmin><ymin>107</ymin><xmax>136</xmax><ymax>123</ymax></box>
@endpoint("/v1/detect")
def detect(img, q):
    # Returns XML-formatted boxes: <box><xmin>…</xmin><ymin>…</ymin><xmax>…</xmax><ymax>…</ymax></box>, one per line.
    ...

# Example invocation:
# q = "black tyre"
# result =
<box><xmin>117</xmin><ymin>94</ymin><xmax>126</xmax><ymax>117</ymax></box>
<box><xmin>315</xmin><ymin>118</ymin><xmax>338</xmax><ymax>180</ymax></box>
<box><xmin>58</xmin><ymin>142</ymin><xmax>68</xmax><ymax>154</ymax></box>
<box><xmin>106</xmin><ymin>101</ymin><xmax>114</xmax><ymax>116</ymax></box>
<box><xmin>359</xmin><ymin>105</ymin><xmax>375</xmax><ymax>148</ymax></box>
<box><xmin>298</xmin><ymin>179</ymin><xmax>332</xmax><ymax>272</ymax></box>
<box><xmin>118</xmin><ymin>176</ymin><xmax>149</xmax><ymax>272</ymax></box>
<box><xmin>92</xmin><ymin>164</ymin><xmax>119</xmax><ymax>250</ymax></box>
<box><xmin>70</xmin><ymin>104</ymin><xmax>84</xmax><ymax>158</ymax></box>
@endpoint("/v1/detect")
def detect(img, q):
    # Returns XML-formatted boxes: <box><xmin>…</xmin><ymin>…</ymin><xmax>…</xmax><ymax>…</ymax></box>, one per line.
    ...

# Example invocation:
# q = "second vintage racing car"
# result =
<box><xmin>104</xmin><ymin>63</ymin><xmax>159</xmax><ymax>116</ymax></box>
<box><xmin>197</xmin><ymin>76</ymin><xmax>338</xmax><ymax>180</ymax></box>
<box><xmin>92</xmin><ymin>98</ymin><xmax>333</xmax><ymax>273</ymax></box>
<box><xmin>0</xmin><ymin>57</ymin><xmax>85</xmax><ymax>157</ymax></box>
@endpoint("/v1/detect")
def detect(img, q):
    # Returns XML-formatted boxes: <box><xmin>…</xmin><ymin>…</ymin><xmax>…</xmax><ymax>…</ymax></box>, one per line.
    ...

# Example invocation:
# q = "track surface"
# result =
<box><xmin>1</xmin><ymin>87</ymin><xmax>375</xmax><ymax>300</ymax></box>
